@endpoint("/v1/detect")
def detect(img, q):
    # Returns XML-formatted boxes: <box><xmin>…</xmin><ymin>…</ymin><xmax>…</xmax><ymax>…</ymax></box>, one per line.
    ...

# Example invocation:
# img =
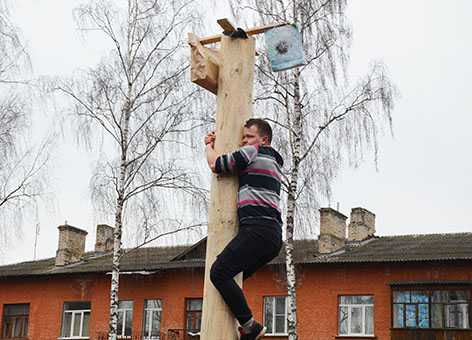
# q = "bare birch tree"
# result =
<box><xmin>57</xmin><ymin>0</ymin><xmax>202</xmax><ymax>339</ymax></box>
<box><xmin>0</xmin><ymin>0</ymin><xmax>51</xmax><ymax>255</ymax></box>
<box><xmin>229</xmin><ymin>1</ymin><xmax>397</xmax><ymax>338</ymax></box>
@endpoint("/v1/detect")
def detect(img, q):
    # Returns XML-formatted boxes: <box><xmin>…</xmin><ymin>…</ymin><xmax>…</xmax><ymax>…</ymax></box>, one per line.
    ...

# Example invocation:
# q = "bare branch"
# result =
<box><xmin>120</xmin><ymin>222</ymin><xmax>207</xmax><ymax>259</ymax></box>
<box><xmin>63</xmin><ymin>1</ymin><xmax>204</xmax><ymax>337</ymax></box>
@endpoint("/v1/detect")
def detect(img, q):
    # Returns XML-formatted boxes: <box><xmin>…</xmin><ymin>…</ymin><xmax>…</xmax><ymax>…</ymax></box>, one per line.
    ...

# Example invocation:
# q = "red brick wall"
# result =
<box><xmin>1</xmin><ymin>274</ymin><xmax>103</xmax><ymax>339</ymax></box>
<box><xmin>0</xmin><ymin>260</ymin><xmax>471</xmax><ymax>340</ymax></box>
<box><xmin>243</xmin><ymin>261</ymin><xmax>472</xmax><ymax>340</ymax></box>
<box><xmin>0</xmin><ymin>269</ymin><xmax>205</xmax><ymax>340</ymax></box>
<box><xmin>292</xmin><ymin>261</ymin><xmax>472</xmax><ymax>340</ymax></box>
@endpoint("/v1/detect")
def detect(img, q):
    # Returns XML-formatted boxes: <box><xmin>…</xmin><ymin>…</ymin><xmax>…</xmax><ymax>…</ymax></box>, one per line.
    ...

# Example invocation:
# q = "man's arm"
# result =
<box><xmin>206</xmin><ymin>144</ymin><xmax>219</xmax><ymax>173</ymax></box>
<box><xmin>205</xmin><ymin>131</ymin><xmax>258</xmax><ymax>174</ymax></box>
<box><xmin>205</xmin><ymin>131</ymin><xmax>219</xmax><ymax>173</ymax></box>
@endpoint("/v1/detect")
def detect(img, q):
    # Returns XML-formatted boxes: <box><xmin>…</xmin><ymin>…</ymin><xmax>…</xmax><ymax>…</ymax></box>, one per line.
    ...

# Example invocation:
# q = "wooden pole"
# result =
<box><xmin>200</xmin><ymin>35</ymin><xmax>256</xmax><ymax>340</ymax></box>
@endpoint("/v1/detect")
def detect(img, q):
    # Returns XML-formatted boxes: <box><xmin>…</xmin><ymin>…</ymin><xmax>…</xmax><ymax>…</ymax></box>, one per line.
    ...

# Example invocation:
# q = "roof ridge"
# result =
<box><xmin>0</xmin><ymin>256</ymin><xmax>54</xmax><ymax>267</ymax></box>
<box><xmin>377</xmin><ymin>232</ymin><xmax>472</xmax><ymax>239</ymax></box>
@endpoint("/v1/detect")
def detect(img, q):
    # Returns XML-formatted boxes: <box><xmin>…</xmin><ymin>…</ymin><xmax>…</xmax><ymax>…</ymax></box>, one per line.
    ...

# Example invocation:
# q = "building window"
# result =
<box><xmin>338</xmin><ymin>295</ymin><xmax>374</xmax><ymax>336</ymax></box>
<box><xmin>117</xmin><ymin>300</ymin><xmax>133</xmax><ymax>338</ymax></box>
<box><xmin>143</xmin><ymin>299</ymin><xmax>162</xmax><ymax>340</ymax></box>
<box><xmin>60</xmin><ymin>301</ymin><xmax>91</xmax><ymax>338</ymax></box>
<box><xmin>392</xmin><ymin>289</ymin><xmax>470</xmax><ymax>329</ymax></box>
<box><xmin>263</xmin><ymin>296</ymin><xmax>287</xmax><ymax>335</ymax></box>
<box><xmin>2</xmin><ymin>304</ymin><xmax>30</xmax><ymax>339</ymax></box>
<box><xmin>185</xmin><ymin>299</ymin><xmax>202</xmax><ymax>332</ymax></box>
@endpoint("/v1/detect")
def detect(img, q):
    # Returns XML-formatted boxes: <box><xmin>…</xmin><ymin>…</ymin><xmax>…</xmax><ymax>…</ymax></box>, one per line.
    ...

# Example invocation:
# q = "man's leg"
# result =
<box><xmin>243</xmin><ymin>249</ymin><xmax>281</xmax><ymax>281</ymax></box>
<box><xmin>243</xmin><ymin>226</ymin><xmax>282</xmax><ymax>281</ymax></box>
<box><xmin>210</xmin><ymin>227</ymin><xmax>257</xmax><ymax>324</ymax></box>
<box><xmin>210</xmin><ymin>225</ymin><xmax>282</xmax><ymax>325</ymax></box>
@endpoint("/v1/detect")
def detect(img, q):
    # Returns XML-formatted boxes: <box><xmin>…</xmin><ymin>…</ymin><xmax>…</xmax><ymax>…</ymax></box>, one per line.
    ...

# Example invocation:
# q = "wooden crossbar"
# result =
<box><xmin>200</xmin><ymin>20</ymin><xmax>290</xmax><ymax>45</ymax></box>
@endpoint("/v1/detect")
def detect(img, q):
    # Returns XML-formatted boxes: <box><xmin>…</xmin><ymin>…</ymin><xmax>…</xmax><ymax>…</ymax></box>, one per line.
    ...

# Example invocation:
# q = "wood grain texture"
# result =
<box><xmin>200</xmin><ymin>35</ymin><xmax>256</xmax><ymax>340</ymax></box>
<box><xmin>217</xmin><ymin>18</ymin><xmax>236</xmax><ymax>32</ymax></box>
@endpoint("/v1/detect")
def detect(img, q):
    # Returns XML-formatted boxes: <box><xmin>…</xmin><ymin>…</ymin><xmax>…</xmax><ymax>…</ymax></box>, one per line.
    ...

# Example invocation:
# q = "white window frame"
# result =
<box><xmin>143</xmin><ymin>299</ymin><xmax>162</xmax><ymax>340</ymax></box>
<box><xmin>263</xmin><ymin>296</ymin><xmax>288</xmax><ymax>336</ymax></box>
<box><xmin>60</xmin><ymin>302</ymin><xmax>91</xmax><ymax>339</ymax></box>
<box><xmin>338</xmin><ymin>295</ymin><xmax>374</xmax><ymax>337</ymax></box>
<box><xmin>117</xmin><ymin>300</ymin><xmax>133</xmax><ymax>338</ymax></box>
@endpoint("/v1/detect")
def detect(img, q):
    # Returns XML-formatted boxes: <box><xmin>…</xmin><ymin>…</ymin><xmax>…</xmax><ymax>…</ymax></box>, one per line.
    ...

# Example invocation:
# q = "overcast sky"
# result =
<box><xmin>3</xmin><ymin>0</ymin><xmax>472</xmax><ymax>265</ymax></box>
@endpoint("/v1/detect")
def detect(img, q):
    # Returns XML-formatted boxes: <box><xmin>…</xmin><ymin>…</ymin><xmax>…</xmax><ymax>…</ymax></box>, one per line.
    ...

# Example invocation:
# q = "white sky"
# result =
<box><xmin>333</xmin><ymin>0</ymin><xmax>472</xmax><ymax>237</ymax></box>
<box><xmin>3</xmin><ymin>0</ymin><xmax>472</xmax><ymax>264</ymax></box>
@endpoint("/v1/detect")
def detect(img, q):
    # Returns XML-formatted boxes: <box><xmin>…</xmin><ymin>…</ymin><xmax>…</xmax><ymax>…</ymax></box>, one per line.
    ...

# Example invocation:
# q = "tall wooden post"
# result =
<box><xmin>200</xmin><ymin>35</ymin><xmax>256</xmax><ymax>340</ymax></box>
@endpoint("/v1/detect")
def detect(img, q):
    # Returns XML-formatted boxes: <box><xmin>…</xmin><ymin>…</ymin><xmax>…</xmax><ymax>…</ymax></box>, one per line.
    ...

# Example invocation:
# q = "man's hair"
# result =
<box><xmin>244</xmin><ymin>118</ymin><xmax>273</xmax><ymax>144</ymax></box>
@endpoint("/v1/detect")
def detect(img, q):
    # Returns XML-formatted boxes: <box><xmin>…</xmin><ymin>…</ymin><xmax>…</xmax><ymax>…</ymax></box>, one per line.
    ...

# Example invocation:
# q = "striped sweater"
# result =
<box><xmin>215</xmin><ymin>145</ymin><xmax>284</xmax><ymax>229</ymax></box>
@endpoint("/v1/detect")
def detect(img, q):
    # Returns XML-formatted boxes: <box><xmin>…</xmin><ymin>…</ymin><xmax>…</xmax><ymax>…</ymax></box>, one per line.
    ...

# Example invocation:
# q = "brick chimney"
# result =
<box><xmin>94</xmin><ymin>224</ymin><xmax>114</xmax><ymax>254</ymax></box>
<box><xmin>348</xmin><ymin>207</ymin><xmax>376</xmax><ymax>242</ymax></box>
<box><xmin>55</xmin><ymin>224</ymin><xmax>88</xmax><ymax>266</ymax></box>
<box><xmin>318</xmin><ymin>208</ymin><xmax>348</xmax><ymax>254</ymax></box>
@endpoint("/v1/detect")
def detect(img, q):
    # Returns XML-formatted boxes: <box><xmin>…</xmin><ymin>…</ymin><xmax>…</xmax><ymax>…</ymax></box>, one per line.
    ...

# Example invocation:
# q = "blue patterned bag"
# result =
<box><xmin>265</xmin><ymin>23</ymin><xmax>306</xmax><ymax>72</ymax></box>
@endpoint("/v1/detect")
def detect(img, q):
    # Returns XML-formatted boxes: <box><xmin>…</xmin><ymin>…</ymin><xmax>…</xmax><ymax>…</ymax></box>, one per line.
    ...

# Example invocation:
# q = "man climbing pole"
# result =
<box><xmin>204</xmin><ymin>118</ymin><xmax>284</xmax><ymax>340</ymax></box>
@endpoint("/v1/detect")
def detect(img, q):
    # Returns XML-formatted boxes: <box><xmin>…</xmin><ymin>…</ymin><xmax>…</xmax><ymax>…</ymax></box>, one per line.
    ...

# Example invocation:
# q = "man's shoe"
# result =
<box><xmin>187</xmin><ymin>331</ymin><xmax>200</xmax><ymax>340</ymax></box>
<box><xmin>238</xmin><ymin>320</ymin><xmax>267</xmax><ymax>340</ymax></box>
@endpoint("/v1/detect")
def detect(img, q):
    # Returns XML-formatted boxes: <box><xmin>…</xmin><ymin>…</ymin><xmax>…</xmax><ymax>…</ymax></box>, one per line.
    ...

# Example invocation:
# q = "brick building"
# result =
<box><xmin>0</xmin><ymin>207</ymin><xmax>471</xmax><ymax>340</ymax></box>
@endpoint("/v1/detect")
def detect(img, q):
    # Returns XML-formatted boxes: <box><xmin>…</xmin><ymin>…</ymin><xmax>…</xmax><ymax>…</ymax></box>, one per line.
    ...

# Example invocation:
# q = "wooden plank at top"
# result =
<box><xmin>217</xmin><ymin>18</ymin><xmax>236</xmax><ymax>32</ymax></box>
<box><xmin>200</xmin><ymin>20</ymin><xmax>290</xmax><ymax>45</ymax></box>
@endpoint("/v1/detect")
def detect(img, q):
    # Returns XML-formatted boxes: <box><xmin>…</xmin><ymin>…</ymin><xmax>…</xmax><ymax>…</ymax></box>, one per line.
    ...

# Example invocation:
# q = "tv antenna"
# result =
<box><xmin>34</xmin><ymin>223</ymin><xmax>40</xmax><ymax>260</ymax></box>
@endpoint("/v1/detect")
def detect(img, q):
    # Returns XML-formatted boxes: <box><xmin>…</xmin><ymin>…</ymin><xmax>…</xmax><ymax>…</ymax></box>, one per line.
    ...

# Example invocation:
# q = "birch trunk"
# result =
<box><xmin>108</xmin><ymin>118</ymin><xmax>130</xmax><ymax>340</ymax></box>
<box><xmin>285</xmin><ymin>68</ymin><xmax>303</xmax><ymax>340</ymax></box>
<box><xmin>109</xmin><ymin>196</ymin><xmax>123</xmax><ymax>340</ymax></box>
<box><xmin>285</xmin><ymin>190</ymin><xmax>298</xmax><ymax>340</ymax></box>
<box><xmin>108</xmin><ymin>99</ymin><xmax>130</xmax><ymax>339</ymax></box>
<box><xmin>109</xmin><ymin>24</ymin><xmax>132</xmax><ymax>330</ymax></box>
<box><xmin>109</xmin><ymin>3</ymin><xmax>135</xmax><ymax>338</ymax></box>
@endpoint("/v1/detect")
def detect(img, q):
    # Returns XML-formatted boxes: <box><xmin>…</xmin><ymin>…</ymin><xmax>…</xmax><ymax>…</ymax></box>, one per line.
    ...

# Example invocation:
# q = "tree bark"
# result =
<box><xmin>108</xmin><ymin>113</ymin><xmax>130</xmax><ymax>340</ymax></box>
<box><xmin>285</xmin><ymin>190</ymin><xmax>298</xmax><ymax>340</ymax></box>
<box><xmin>108</xmin><ymin>146</ymin><xmax>128</xmax><ymax>340</ymax></box>
<box><xmin>109</xmin><ymin>195</ymin><xmax>122</xmax><ymax>340</ymax></box>
<box><xmin>108</xmin><ymin>78</ymin><xmax>132</xmax><ymax>340</ymax></box>
<box><xmin>285</xmin><ymin>68</ymin><xmax>303</xmax><ymax>340</ymax></box>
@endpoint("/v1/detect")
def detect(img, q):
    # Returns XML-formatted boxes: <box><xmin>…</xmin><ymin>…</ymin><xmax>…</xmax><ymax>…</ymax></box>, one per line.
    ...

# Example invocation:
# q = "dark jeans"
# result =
<box><xmin>210</xmin><ymin>224</ymin><xmax>283</xmax><ymax>325</ymax></box>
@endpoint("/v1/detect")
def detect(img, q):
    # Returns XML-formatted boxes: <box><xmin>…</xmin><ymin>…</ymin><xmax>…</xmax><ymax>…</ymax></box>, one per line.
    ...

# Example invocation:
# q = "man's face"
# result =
<box><xmin>242</xmin><ymin>125</ymin><xmax>268</xmax><ymax>146</ymax></box>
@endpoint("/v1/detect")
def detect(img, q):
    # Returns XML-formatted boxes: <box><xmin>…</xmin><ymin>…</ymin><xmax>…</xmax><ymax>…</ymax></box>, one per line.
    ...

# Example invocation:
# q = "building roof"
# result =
<box><xmin>0</xmin><ymin>246</ymin><xmax>195</xmax><ymax>278</ymax></box>
<box><xmin>309</xmin><ymin>232</ymin><xmax>472</xmax><ymax>264</ymax></box>
<box><xmin>0</xmin><ymin>232</ymin><xmax>471</xmax><ymax>278</ymax></box>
